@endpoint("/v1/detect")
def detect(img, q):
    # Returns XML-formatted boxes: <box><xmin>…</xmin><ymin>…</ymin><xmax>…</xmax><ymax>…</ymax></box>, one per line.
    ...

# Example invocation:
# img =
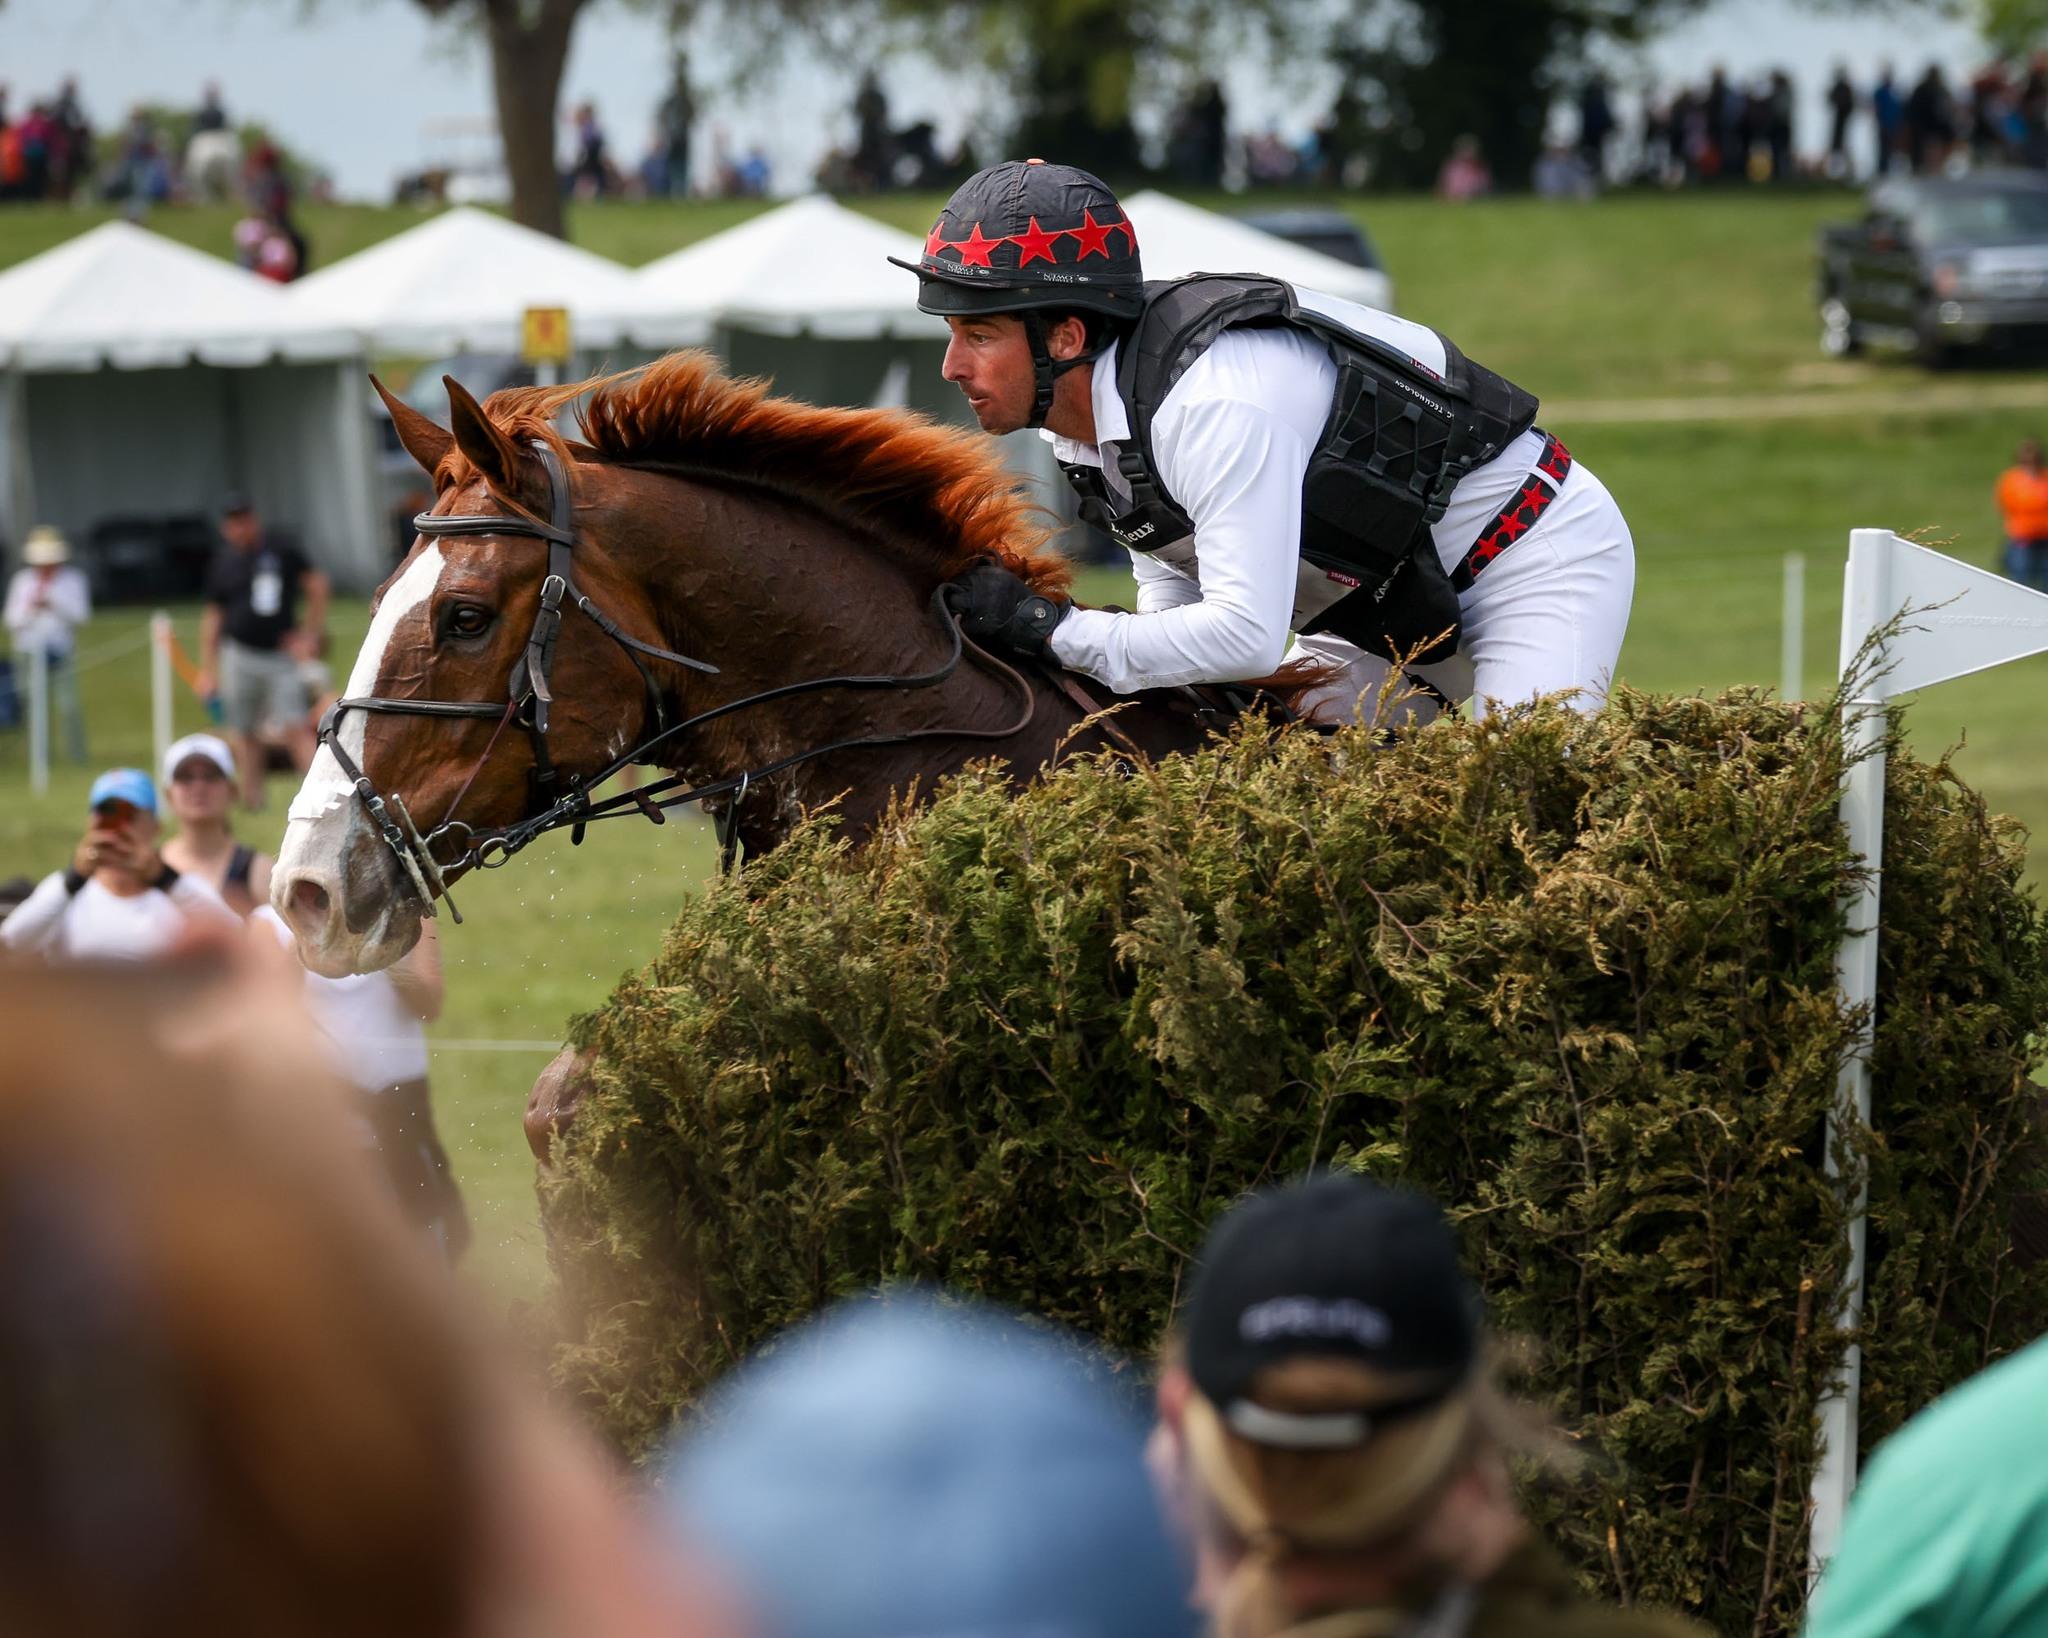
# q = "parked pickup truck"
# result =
<box><xmin>1817</xmin><ymin>172</ymin><xmax>2048</xmax><ymax>363</ymax></box>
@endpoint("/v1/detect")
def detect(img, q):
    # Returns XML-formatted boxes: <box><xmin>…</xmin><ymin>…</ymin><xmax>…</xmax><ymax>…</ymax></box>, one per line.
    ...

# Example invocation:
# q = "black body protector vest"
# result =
<box><xmin>1060</xmin><ymin>275</ymin><xmax>1539</xmax><ymax>664</ymax></box>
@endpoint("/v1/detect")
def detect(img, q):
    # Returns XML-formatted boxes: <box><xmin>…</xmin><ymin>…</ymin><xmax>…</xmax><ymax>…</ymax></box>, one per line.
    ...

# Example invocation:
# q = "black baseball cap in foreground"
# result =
<box><xmin>1180</xmin><ymin>1172</ymin><xmax>1483</xmax><ymax>1547</ymax></box>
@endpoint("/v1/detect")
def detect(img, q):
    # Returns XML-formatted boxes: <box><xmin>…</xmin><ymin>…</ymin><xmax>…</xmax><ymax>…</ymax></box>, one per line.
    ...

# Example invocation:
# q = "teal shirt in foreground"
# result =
<box><xmin>1806</xmin><ymin>1333</ymin><xmax>2048</xmax><ymax>1638</ymax></box>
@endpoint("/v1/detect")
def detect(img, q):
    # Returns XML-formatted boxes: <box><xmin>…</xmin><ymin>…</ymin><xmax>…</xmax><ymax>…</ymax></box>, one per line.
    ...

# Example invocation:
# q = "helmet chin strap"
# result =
<box><xmin>1021</xmin><ymin>311</ymin><xmax>1111</xmax><ymax>431</ymax></box>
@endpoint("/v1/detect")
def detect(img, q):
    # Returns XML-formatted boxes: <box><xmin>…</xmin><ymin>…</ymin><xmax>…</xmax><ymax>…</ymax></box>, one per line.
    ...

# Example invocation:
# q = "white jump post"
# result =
<box><xmin>1809</xmin><ymin>528</ymin><xmax>2048</xmax><ymax>1577</ymax></box>
<box><xmin>1782</xmin><ymin>551</ymin><xmax>1806</xmax><ymax>700</ymax></box>
<box><xmin>150</xmin><ymin>610</ymin><xmax>174</xmax><ymax>779</ymax></box>
<box><xmin>27</xmin><ymin>643</ymin><xmax>48</xmax><ymax>796</ymax></box>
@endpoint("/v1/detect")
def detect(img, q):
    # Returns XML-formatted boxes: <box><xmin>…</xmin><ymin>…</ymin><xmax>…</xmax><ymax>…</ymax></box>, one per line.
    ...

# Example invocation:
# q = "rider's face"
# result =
<box><xmin>942</xmin><ymin>314</ymin><xmax>1036</xmax><ymax>434</ymax></box>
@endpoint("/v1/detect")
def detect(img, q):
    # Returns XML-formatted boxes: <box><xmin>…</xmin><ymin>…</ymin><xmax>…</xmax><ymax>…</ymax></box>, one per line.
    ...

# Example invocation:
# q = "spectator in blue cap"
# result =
<box><xmin>0</xmin><ymin>767</ymin><xmax>236</xmax><ymax>960</ymax></box>
<box><xmin>658</xmin><ymin>1290</ymin><xmax>1198</xmax><ymax>1638</ymax></box>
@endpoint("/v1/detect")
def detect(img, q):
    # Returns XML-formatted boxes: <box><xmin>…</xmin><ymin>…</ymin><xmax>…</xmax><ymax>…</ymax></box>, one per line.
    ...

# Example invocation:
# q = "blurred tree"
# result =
<box><xmin>410</xmin><ymin>0</ymin><xmax>591</xmax><ymax>238</ymax></box>
<box><xmin>1983</xmin><ymin>0</ymin><xmax>2048</xmax><ymax>56</ymax></box>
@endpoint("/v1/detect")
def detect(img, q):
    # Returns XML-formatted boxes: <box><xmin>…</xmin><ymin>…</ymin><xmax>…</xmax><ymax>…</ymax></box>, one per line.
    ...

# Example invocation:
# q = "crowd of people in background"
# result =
<box><xmin>0</xmin><ymin>75</ymin><xmax>315</xmax><ymax>279</ymax></box>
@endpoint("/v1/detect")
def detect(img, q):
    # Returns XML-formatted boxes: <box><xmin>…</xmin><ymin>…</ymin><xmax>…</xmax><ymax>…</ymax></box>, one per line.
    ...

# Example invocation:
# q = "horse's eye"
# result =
<box><xmin>445</xmin><ymin>604</ymin><xmax>493</xmax><ymax>640</ymax></box>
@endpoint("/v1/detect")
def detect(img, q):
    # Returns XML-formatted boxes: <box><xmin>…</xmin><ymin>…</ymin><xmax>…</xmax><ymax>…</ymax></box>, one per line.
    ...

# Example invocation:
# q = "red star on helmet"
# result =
<box><xmin>1010</xmin><ymin>215</ymin><xmax>1064</xmax><ymax>266</ymax></box>
<box><xmin>955</xmin><ymin>222</ymin><xmax>1000</xmax><ymax>268</ymax></box>
<box><xmin>1069</xmin><ymin>208</ymin><xmax>1115</xmax><ymax>260</ymax></box>
<box><xmin>924</xmin><ymin>221</ymin><xmax>948</xmax><ymax>259</ymax></box>
<box><xmin>1112</xmin><ymin>215</ymin><xmax>1138</xmax><ymax>253</ymax></box>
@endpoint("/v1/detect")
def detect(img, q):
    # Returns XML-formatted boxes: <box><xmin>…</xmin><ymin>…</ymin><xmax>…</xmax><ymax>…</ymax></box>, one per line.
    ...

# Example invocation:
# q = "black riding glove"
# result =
<box><xmin>943</xmin><ymin>561</ymin><xmax>1069</xmax><ymax>661</ymax></box>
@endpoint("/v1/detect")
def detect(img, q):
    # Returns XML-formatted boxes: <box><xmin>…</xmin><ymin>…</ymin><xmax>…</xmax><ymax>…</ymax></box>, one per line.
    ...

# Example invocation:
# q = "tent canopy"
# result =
<box><xmin>627</xmin><ymin>196</ymin><xmax>946</xmax><ymax>344</ymax></box>
<box><xmin>1122</xmin><ymin>191</ymin><xmax>1394</xmax><ymax>309</ymax></box>
<box><xmin>288</xmin><ymin>206</ymin><xmax>643</xmax><ymax>355</ymax></box>
<box><xmin>0</xmin><ymin>220</ymin><xmax>359</xmax><ymax>371</ymax></box>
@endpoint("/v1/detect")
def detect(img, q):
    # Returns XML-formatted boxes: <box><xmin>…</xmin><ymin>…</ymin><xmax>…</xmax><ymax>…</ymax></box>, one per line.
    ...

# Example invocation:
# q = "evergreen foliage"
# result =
<box><xmin>542</xmin><ymin>686</ymin><xmax>2048</xmax><ymax>1634</ymax></box>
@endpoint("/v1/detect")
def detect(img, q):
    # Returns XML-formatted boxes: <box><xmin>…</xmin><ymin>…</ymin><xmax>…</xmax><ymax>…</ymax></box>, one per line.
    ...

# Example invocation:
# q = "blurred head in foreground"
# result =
<box><xmin>1157</xmin><ymin>1172</ymin><xmax>1616</xmax><ymax>1638</ymax></box>
<box><xmin>0</xmin><ymin>951</ymin><xmax>729</xmax><ymax>1638</ymax></box>
<box><xmin>660</xmin><ymin>1290</ymin><xmax>1197</xmax><ymax>1638</ymax></box>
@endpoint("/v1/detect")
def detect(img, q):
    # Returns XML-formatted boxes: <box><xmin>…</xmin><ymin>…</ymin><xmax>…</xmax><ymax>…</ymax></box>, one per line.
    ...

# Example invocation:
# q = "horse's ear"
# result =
<box><xmin>444</xmin><ymin>374</ymin><xmax>526</xmax><ymax>494</ymax></box>
<box><xmin>371</xmin><ymin>375</ymin><xmax>454</xmax><ymax>478</ymax></box>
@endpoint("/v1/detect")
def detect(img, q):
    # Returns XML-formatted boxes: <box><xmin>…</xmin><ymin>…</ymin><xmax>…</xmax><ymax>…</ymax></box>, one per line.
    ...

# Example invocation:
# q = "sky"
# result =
<box><xmin>0</xmin><ymin>0</ymin><xmax>1992</xmax><ymax>201</ymax></box>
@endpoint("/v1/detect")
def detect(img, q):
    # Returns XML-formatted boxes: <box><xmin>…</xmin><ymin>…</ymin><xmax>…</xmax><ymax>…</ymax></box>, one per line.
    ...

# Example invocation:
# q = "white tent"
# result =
<box><xmin>0</xmin><ymin>222</ymin><xmax>385</xmax><ymax>592</ymax></box>
<box><xmin>625</xmin><ymin>195</ymin><xmax>945</xmax><ymax>345</ymax></box>
<box><xmin>288</xmin><ymin>205</ymin><xmax>643</xmax><ymax>356</ymax></box>
<box><xmin>1122</xmin><ymin>190</ymin><xmax>1394</xmax><ymax>309</ymax></box>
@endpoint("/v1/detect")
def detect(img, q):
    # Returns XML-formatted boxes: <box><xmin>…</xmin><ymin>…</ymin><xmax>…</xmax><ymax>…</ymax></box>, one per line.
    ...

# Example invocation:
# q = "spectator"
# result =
<box><xmin>4</xmin><ymin>524</ymin><xmax>90</xmax><ymax>764</ymax></box>
<box><xmin>1151</xmin><ymin>1172</ymin><xmax>1712</xmax><ymax>1638</ymax></box>
<box><xmin>254</xmin><ymin>905</ymin><xmax>470</xmax><ymax>1260</ymax></box>
<box><xmin>1996</xmin><ymin>437</ymin><xmax>2048</xmax><ymax>591</ymax></box>
<box><xmin>1905</xmin><ymin>64</ymin><xmax>1955</xmax><ymax>174</ymax></box>
<box><xmin>1534</xmin><ymin>142</ymin><xmax>1595</xmax><ymax>200</ymax></box>
<box><xmin>1435</xmin><ymin>133</ymin><xmax>1492</xmax><ymax>201</ymax></box>
<box><xmin>0</xmin><ymin>768</ymin><xmax>237</xmax><ymax>960</ymax></box>
<box><xmin>851</xmin><ymin>70</ymin><xmax>892</xmax><ymax>192</ymax></box>
<box><xmin>1577</xmin><ymin>74</ymin><xmax>1615</xmax><ymax>181</ymax></box>
<box><xmin>106</xmin><ymin>103</ymin><xmax>170</xmax><ymax>206</ymax></box>
<box><xmin>49</xmin><ymin>75</ymin><xmax>88</xmax><ymax>200</ymax></box>
<box><xmin>1873</xmin><ymin>63</ymin><xmax>1904</xmax><ymax>175</ymax></box>
<box><xmin>186</xmin><ymin>80</ymin><xmax>240</xmax><ymax>202</ymax></box>
<box><xmin>654</xmin><ymin>52</ymin><xmax>695</xmax><ymax>198</ymax></box>
<box><xmin>661</xmin><ymin>1290</ymin><xmax>1196</xmax><ymax>1638</ymax></box>
<box><xmin>196</xmin><ymin>493</ymin><xmax>327</xmax><ymax>810</ymax></box>
<box><xmin>1766</xmin><ymin>69</ymin><xmax>1795</xmax><ymax>180</ymax></box>
<box><xmin>1828</xmin><ymin>65</ymin><xmax>1858</xmax><ymax>179</ymax></box>
<box><xmin>1805</xmin><ymin>1333</ymin><xmax>2048</xmax><ymax>1637</ymax></box>
<box><xmin>160</xmin><ymin>731</ymin><xmax>272</xmax><ymax>914</ymax></box>
<box><xmin>0</xmin><ymin>956</ymin><xmax>734</xmax><ymax>1638</ymax></box>
<box><xmin>566</xmin><ymin>101</ymin><xmax>611</xmax><ymax>197</ymax></box>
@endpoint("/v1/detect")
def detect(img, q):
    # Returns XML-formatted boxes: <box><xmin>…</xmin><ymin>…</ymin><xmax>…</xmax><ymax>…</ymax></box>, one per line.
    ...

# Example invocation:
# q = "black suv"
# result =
<box><xmin>1817</xmin><ymin>172</ymin><xmax>2048</xmax><ymax>363</ymax></box>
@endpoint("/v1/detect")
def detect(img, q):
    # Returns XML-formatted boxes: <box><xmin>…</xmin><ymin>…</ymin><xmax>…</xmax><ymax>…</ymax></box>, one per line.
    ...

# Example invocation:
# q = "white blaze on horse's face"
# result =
<box><xmin>273</xmin><ymin>545</ymin><xmax>446</xmax><ymax>976</ymax></box>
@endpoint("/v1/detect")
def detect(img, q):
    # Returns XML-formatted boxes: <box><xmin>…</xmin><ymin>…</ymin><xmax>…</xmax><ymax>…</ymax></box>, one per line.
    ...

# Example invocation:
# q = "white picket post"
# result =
<box><xmin>1810</xmin><ymin>528</ymin><xmax>2048</xmax><ymax>1579</ymax></box>
<box><xmin>27</xmin><ymin>643</ymin><xmax>48</xmax><ymax>796</ymax></box>
<box><xmin>1782</xmin><ymin>551</ymin><xmax>1806</xmax><ymax>700</ymax></box>
<box><xmin>151</xmin><ymin>611</ymin><xmax>174</xmax><ymax>780</ymax></box>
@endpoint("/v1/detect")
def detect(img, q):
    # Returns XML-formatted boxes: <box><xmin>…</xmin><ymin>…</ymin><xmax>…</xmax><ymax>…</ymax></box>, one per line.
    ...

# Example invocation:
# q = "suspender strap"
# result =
<box><xmin>1450</xmin><ymin>433</ymin><xmax>1571</xmax><ymax>593</ymax></box>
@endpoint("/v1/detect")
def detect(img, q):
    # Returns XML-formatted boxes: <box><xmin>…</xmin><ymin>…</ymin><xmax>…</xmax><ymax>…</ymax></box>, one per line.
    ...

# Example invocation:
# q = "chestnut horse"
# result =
<box><xmin>274</xmin><ymin>353</ymin><xmax>1249</xmax><ymax>978</ymax></box>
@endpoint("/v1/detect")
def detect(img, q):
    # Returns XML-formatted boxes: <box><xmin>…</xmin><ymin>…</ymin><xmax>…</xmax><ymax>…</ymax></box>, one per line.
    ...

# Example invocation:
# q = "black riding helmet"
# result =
<box><xmin>889</xmin><ymin>158</ymin><xmax>1144</xmax><ymax>426</ymax></box>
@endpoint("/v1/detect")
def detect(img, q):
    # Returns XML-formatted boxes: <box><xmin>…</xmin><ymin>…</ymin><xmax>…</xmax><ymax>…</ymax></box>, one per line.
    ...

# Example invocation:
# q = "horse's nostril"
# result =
<box><xmin>290</xmin><ymin>878</ymin><xmax>332</xmax><ymax>924</ymax></box>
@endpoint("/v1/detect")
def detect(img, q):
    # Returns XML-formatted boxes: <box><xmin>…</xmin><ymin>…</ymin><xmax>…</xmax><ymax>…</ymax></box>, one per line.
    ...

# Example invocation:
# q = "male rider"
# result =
<box><xmin>892</xmin><ymin>160</ymin><xmax>1635</xmax><ymax>726</ymax></box>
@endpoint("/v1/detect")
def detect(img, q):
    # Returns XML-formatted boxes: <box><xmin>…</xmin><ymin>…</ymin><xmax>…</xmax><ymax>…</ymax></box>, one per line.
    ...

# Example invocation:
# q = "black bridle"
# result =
<box><xmin>316</xmin><ymin>439</ymin><xmax>1034</xmax><ymax>923</ymax></box>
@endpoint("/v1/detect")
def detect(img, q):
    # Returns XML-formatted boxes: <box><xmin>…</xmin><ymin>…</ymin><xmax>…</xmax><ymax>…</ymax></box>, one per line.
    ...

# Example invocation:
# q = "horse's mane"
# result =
<box><xmin>445</xmin><ymin>351</ymin><xmax>1070</xmax><ymax>595</ymax></box>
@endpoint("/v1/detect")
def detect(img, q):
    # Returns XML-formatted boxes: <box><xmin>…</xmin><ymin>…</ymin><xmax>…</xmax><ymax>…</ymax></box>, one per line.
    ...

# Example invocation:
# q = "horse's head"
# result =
<box><xmin>275</xmin><ymin>378</ymin><xmax>676</xmax><ymax>975</ymax></box>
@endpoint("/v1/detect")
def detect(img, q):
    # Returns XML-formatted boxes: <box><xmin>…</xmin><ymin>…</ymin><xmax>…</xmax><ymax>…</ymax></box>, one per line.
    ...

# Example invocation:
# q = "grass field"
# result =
<box><xmin>5</xmin><ymin>187</ymin><xmax>2046</xmax><ymax>1304</ymax></box>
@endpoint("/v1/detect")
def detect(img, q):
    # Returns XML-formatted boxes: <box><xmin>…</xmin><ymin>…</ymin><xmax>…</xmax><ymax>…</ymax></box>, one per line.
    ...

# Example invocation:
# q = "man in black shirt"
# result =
<box><xmin>197</xmin><ymin>494</ymin><xmax>328</xmax><ymax>811</ymax></box>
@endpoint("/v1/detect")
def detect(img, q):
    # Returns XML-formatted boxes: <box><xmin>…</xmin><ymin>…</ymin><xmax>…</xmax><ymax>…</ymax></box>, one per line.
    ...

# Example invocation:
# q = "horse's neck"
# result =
<box><xmin>614</xmin><ymin>470</ymin><xmax>1214</xmax><ymax>853</ymax></box>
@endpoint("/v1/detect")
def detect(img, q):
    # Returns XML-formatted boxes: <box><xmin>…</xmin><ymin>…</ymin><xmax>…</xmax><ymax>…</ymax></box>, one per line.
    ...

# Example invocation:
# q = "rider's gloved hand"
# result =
<box><xmin>943</xmin><ymin>560</ymin><xmax>1069</xmax><ymax>661</ymax></box>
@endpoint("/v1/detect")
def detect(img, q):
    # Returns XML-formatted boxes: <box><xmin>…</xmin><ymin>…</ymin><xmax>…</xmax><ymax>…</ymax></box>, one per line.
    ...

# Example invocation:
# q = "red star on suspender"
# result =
<box><xmin>954</xmin><ymin>222</ymin><xmax>1000</xmax><ymax>268</ymax></box>
<box><xmin>1516</xmin><ymin>480</ymin><xmax>1550</xmax><ymax>514</ymax></box>
<box><xmin>1069</xmin><ymin>208</ymin><xmax>1116</xmax><ymax>259</ymax></box>
<box><xmin>1010</xmin><ymin>215</ymin><xmax>1063</xmax><ymax>266</ymax></box>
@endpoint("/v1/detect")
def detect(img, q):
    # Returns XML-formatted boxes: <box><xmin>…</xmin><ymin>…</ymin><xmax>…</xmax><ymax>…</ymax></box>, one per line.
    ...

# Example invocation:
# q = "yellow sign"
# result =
<box><xmin>521</xmin><ymin>305</ymin><xmax>573</xmax><ymax>366</ymax></box>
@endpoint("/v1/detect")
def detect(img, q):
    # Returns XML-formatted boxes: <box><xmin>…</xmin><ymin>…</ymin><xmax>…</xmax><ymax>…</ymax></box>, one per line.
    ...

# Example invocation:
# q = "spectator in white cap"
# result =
<box><xmin>160</xmin><ymin>731</ymin><xmax>272</xmax><ymax>916</ymax></box>
<box><xmin>0</xmin><ymin>768</ymin><xmax>237</xmax><ymax>960</ymax></box>
<box><xmin>4</xmin><ymin>524</ymin><xmax>91</xmax><ymax>763</ymax></box>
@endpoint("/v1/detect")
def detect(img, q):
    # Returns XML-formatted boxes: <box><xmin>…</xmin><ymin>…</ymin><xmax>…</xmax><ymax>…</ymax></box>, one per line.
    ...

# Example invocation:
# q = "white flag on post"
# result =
<box><xmin>1813</xmin><ymin>528</ymin><xmax>2048</xmax><ymax>1579</ymax></box>
<box><xmin>1851</xmin><ymin>530</ymin><xmax>2048</xmax><ymax>698</ymax></box>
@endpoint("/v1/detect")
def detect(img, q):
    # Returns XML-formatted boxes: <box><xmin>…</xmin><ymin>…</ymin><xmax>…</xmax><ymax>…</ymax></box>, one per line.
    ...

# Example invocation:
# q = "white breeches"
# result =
<box><xmin>1286</xmin><ymin>458</ymin><xmax>1636</xmax><ymax>728</ymax></box>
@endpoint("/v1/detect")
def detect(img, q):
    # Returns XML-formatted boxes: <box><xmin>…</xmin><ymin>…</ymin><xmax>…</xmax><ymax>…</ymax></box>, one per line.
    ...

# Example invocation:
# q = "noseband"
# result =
<box><xmin>317</xmin><ymin>438</ymin><xmax>1033</xmax><ymax>922</ymax></box>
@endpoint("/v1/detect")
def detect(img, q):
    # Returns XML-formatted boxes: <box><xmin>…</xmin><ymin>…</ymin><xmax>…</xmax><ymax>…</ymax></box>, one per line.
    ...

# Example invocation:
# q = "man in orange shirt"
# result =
<box><xmin>1996</xmin><ymin>438</ymin><xmax>2048</xmax><ymax>589</ymax></box>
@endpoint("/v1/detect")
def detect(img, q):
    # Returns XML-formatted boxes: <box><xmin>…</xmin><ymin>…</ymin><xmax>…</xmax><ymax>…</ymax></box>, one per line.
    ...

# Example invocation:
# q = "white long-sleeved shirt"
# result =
<box><xmin>0</xmin><ymin>868</ymin><xmax>238</xmax><ymax>961</ymax></box>
<box><xmin>1045</xmin><ymin>303</ymin><xmax>1546</xmax><ymax>694</ymax></box>
<box><xmin>4</xmin><ymin>565</ymin><xmax>91</xmax><ymax>657</ymax></box>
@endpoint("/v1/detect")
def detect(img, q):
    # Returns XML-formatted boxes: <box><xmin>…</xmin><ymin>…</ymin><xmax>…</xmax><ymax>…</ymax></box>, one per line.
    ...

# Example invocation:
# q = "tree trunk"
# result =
<box><xmin>481</xmin><ymin>0</ymin><xmax>585</xmax><ymax>238</ymax></box>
